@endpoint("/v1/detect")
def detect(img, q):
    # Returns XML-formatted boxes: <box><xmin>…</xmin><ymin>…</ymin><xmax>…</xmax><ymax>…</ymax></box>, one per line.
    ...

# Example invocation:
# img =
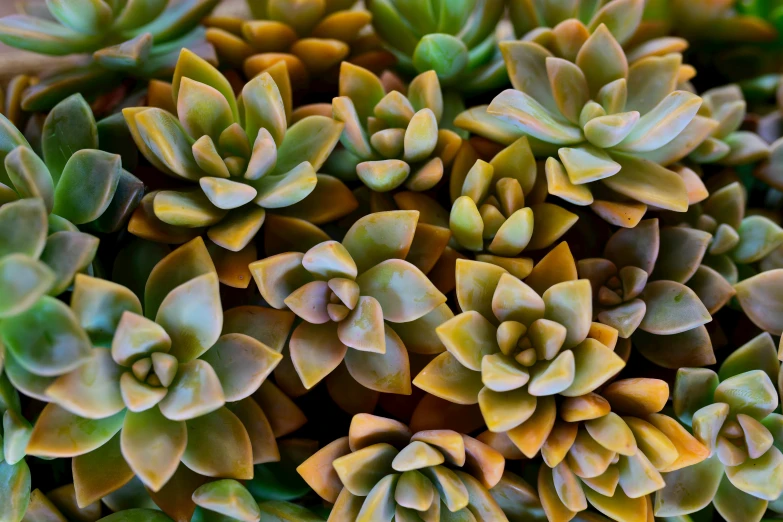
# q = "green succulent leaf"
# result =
<box><xmin>46</xmin><ymin>347</ymin><xmax>124</xmax><ymax>420</ymax></box>
<box><xmin>52</xmin><ymin>149</ymin><xmax>122</xmax><ymax>225</ymax></box>
<box><xmin>602</xmin><ymin>153</ymin><xmax>688</xmax><ymax>212</ymax></box>
<box><xmin>0</xmin><ymin>296</ymin><xmax>92</xmax><ymax>377</ymax></box>
<box><xmin>41</xmin><ymin>93</ymin><xmax>98</xmax><ymax>183</ymax></box>
<box><xmin>121</xmin><ymin>407</ymin><xmax>187</xmax><ymax>493</ymax></box>
<box><xmin>0</xmin><ymin>15</ymin><xmax>103</xmax><ymax>55</ymax></box>
<box><xmin>172</xmin><ymin>48</ymin><xmax>238</xmax><ymax>121</ymax></box>
<box><xmin>0</xmin><ymin>254</ymin><xmax>55</xmax><ymax>319</ymax></box>
<box><xmin>252</xmin><ymin>162</ymin><xmax>317</xmax><ymax>209</ymax></box>
<box><xmin>192</xmin><ymin>480</ymin><xmax>260</xmax><ymax>522</ymax></box>
<box><xmin>133</xmin><ymin>108</ymin><xmax>203</xmax><ymax>180</ymax></box>
<box><xmin>339</xmin><ymin>62</ymin><xmax>386</xmax><ymax>124</ymax></box>
<box><xmin>93</xmin><ymin>33</ymin><xmax>153</xmax><ymax>71</ymax></box>
<box><xmin>242</xmin><ymin>72</ymin><xmax>287</xmax><ymax>147</ymax></box>
<box><xmin>180</xmin><ymin>407</ymin><xmax>253</xmax><ymax>480</ymax></box>
<box><xmin>653</xmin><ymin>454</ymin><xmax>723</xmax><ymax>517</ymax></box>
<box><xmin>273</xmin><ymin>116</ymin><xmax>343</xmax><ymax>176</ymax></box>
<box><xmin>342</xmin><ymin>210</ymin><xmax>418</xmax><ymax>274</ymax></box>
<box><xmin>39</xmin><ymin>231</ymin><xmax>99</xmax><ymax>296</ymax></box>
<box><xmin>734</xmin><ymin>269</ymin><xmax>783</xmax><ymax>335</ymax></box>
<box><xmin>344</xmin><ymin>324</ymin><xmax>412</xmax><ymax>395</ymax></box>
<box><xmin>26</xmin><ymin>403</ymin><xmax>125</xmax><ymax>457</ymax></box>
<box><xmin>155</xmin><ymin>272</ymin><xmax>222</xmax><ymax>362</ymax></box>
<box><xmin>487</xmin><ymin>89</ymin><xmax>583</xmax><ymax>145</ymax></box>
<box><xmin>199</xmin><ymin>333</ymin><xmax>282</xmax><ymax>402</ymax></box>
<box><xmin>0</xmin><ymin>198</ymin><xmax>48</xmax><ymax>259</ymax></box>
<box><xmin>177</xmin><ymin>78</ymin><xmax>235</xmax><ymax>143</ymax></box>
<box><xmin>0</xmin><ymin>460</ymin><xmax>30</xmax><ymax>522</ymax></box>
<box><xmin>413</xmin><ymin>34</ymin><xmax>469</xmax><ymax>83</ymax></box>
<box><xmin>732</xmin><ymin>216</ymin><xmax>783</xmax><ymax>264</ymax></box>
<box><xmin>5</xmin><ymin>147</ymin><xmax>54</xmax><ymax>212</ymax></box>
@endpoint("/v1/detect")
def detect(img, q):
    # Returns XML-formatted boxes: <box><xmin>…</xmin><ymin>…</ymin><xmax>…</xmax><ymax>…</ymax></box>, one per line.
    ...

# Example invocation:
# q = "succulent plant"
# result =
<box><xmin>449</xmin><ymin>137</ymin><xmax>578</xmax><ymax>263</ymax></box>
<box><xmin>656</xmin><ymin>334</ymin><xmax>783</xmax><ymax>522</ymax></box>
<box><xmin>509</xmin><ymin>0</ymin><xmax>696</xmax><ymax>84</ymax></box>
<box><xmin>365</xmin><ymin>0</ymin><xmax>510</xmax><ymax>93</ymax></box>
<box><xmin>455</xmin><ymin>26</ymin><xmax>716</xmax><ymax>226</ymax></box>
<box><xmin>2</xmin><ymin>0</ymin><xmax>783</xmax><ymax>518</ymax></box>
<box><xmin>1</xmin><ymin>93</ymin><xmax>143</xmax><ymax>234</ymax></box>
<box><xmin>250</xmin><ymin>210</ymin><xmax>449</xmax><ymax>403</ymax></box>
<box><xmin>123</xmin><ymin>49</ymin><xmax>348</xmax><ymax>269</ymax></box>
<box><xmin>18</xmin><ymin>237</ymin><xmax>304</xmax><ymax>506</ymax></box>
<box><xmin>413</xmin><ymin>253</ymin><xmax>629</xmax><ymax>439</ymax></box>
<box><xmin>297</xmin><ymin>413</ymin><xmax>509</xmax><ymax>521</ymax></box>
<box><xmin>205</xmin><ymin>0</ymin><xmax>386</xmax><ymax>85</ymax></box>
<box><xmin>578</xmin><ymin>218</ymin><xmax>732</xmax><ymax>368</ymax></box>
<box><xmin>0</xmin><ymin>368</ymin><xmax>31</xmax><ymax>522</ymax></box>
<box><xmin>9</xmin><ymin>483</ymin><xmax>106</xmax><ymax>522</ymax></box>
<box><xmin>190</xmin><ymin>479</ymin><xmax>261</xmax><ymax>522</ymax></box>
<box><xmin>0</xmin><ymin>0</ymin><xmax>219</xmax><ymax>110</ymax></box>
<box><xmin>329</xmin><ymin>62</ymin><xmax>462</xmax><ymax>193</ymax></box>
<box><xmin>519</xmin><ymin>377</ymin><xmax>710</xmax><ymax>522</ymax></box>
<box><xmin>669</xmin><ymin>181</ymin><xmax>783</xmax><ymax>284</ymax></box>
<box><xmin>690</xmin><ymin>85</ymin><xmax>770</xmax><ymax>165</ymax></box>
<box><xmin>733</xmin><ymin>268</ymin><xmax>783</xmax><ymax>339</ymax></box>
<box><xmin>642</xmin><ymin>0</ymin><xmax>780</xmax><ymax>45</ymax></box>
<box><xmin>640</xmin><ymin>0</ymin><xmax>783</xmax><ymax>84</ymax></box>
<box><xmin>0</xmin><ymin>76</ymin><xmax>35</xmax><ymax>130</ymax></box>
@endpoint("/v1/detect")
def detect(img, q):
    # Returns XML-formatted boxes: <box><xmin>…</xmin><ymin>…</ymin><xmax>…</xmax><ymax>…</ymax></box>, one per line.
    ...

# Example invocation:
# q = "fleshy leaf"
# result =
<box><xmin>181</xmin><ymin>407</ymin><xmax>253</xmax><ymax>480</ymax></box>
<box><xmin>158</xmin><ymin>359</ymin><xmax>225</xmax><ymax>421</ymax></box>
<box><xmin>192</xmin><ymin>480</ymin><xmax>261</xmax><ymax>522</ymax></box>
<box><xmin>734</xmin><ymin>270</ymin><xmax>783</xmax><ymax>335</ymax></box>
<box><xmin>356</xmin><ymin>259</ymin><xmax>446</xmax><ymax>323</ymax></box>
<box><xmin>26</xmin><ymin>404</ymin><xmax>124</xmax><ymax>457</ymax></box>
<box><xmin>200</xmin><ymin>333</ymin><xmax>282</xmax><ymax>401</ymax></box>
<box><xmin>639</xmin><ymin>281</ymin><xmax>711</xmax><ymax>335</ymax></box>
<box><xmin>342</xmin><ymin>210</ymin><xmax>419</xmax><ymax>274</ymax></box>
<box><xmin>121</xmin><ymin>407</ymin><xmax>187</xmax><ymax>493</ymax></box>
<box><xmin>1</xmin><ymin>296</ymin><xmax>91</xmax><ymax>377</ymax></box>
<box><xmin>155</xmin><ymin>272</ymin><xmax>222</xmax><ymax>362</ymax></box>
<box><xmin>344</xmin><ymin>325</ymin><xmax>411</xmax><ymax>395</ymax></box>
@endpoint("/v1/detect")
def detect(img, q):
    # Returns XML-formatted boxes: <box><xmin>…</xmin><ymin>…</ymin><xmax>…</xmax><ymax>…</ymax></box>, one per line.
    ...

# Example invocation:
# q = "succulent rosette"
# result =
<box><xmin>413</xmin><ymin>250</ymin><xmax>631</xmax><ymax>441</ymax></box>
<box><xmin>18</xmin><ymin>237</ymin><xmax>304</xmax><ymax>506</ymax></box>
<box><xmin>655</xmin><ymin>333</ymin><xmax>783</xmax><ymax>522</ymax></box>
<box><xmin>503</xmin><ymin>377</ymin><xmax>710</xmax><ymax>522</ymax></box>
<box><xmin>124</xmin><ymin>50</ymin><xmax>348</xmax><ymax>262</ymax></box>
<box><xmin>206</xmin><ymin>0</ymin><xmax>386</xmax><ymax>84</ymax></box>
<box><xmin>578</xmin><ymin>218</ymin><xmax>732</xmax><ymax>368</ymax></box>
<box><xmin>449</xmin><ymin>137</ymin><xmax>578</xmax><ymax>265</ymax></box>
<box><xmin>0</xmin><ymin>0</ymin><xmax>219</xmax><ymax>110</ymax></box>
<box><xmin>297</xmin><ymin>413</ymin><xmax>508</xmax><ymax>521</ymax></box>
<box><xmin>690</xmin><ymin>85</ymin><xmax>770</xmax><ymax>165</ymax></box>
<box><xmin>366</xmin><ymin>0</ymin><xmax>510</xmax><ymax>93</ymax></box>
<box><xmin>671</xmin><ymin>181</ymin><xmax>783</xmax><ymax>283</ymax></box>
<box><xmin>510</xmin><ymin>0</ymin><xmax>642</xmax><ymax>37</ymax></box>
<box><xmin>455</xmin><ymin>25</ymin><xmax>717</xmax><ymax>226</ymax></box>
<box><xmin>509</xmin><ymin>0</ymin><xmax>696</xmax><ymax>84</ymax></box>
<box><xmin>643</xmin><ymin>0</ymin><xmax>780</xmax><ymax>43</ymax></box>
<box><xmin>1</xmin><ymin>93</ymin><xmax>143</xmax><ymax>234</ymax></box>
<box><xmin>250</xmin><ymin>210</ymin><xmax>449</xmax><ymax>403</ymax></box>
<box><xmin>330</xmin><ymin>62</ymin><xmax>462</xmax><ymax>193</ymax></box>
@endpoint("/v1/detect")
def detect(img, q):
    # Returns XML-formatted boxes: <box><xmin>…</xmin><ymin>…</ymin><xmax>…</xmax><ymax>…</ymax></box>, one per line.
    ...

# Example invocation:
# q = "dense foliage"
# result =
<box><xmin>2</xmin><ymin>1</ymin><xmax>783</xmax><ymax>521</ymax></box>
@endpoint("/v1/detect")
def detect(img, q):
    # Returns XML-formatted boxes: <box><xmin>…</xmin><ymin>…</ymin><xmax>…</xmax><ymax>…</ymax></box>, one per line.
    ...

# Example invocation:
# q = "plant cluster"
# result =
<box><xmin>3</xmin><ymin>1</ymin><xmax>783</xmax><ymax>522</ymax></box>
